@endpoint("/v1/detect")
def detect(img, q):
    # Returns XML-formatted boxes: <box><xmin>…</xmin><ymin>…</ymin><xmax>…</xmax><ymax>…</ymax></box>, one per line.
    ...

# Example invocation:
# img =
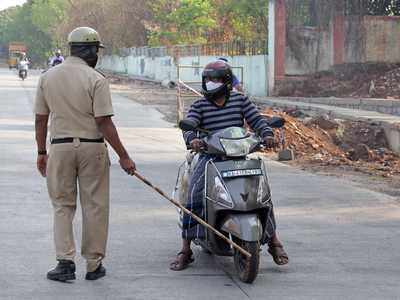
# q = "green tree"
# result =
<box><xmin>148</xmin><ymin>0</ymin><xmax>268</xmax><ymax>46</ymax></box>
<box><xmin>31</xmin><ymin>0</ymin><xmax>69</xmax><ymax>47</ymax></box>
<box><xmin>214</xmin><ymin>0</ymin><xmax>268</xmax><ymax>41</ymax></box>
<box><xmin>0</xmin><ymin>2</ymin><xmax>53</xmax><ymax>63</ymax></box>
<box><xmin>148</xmin><ymin>0</ymin><xmax>217</xmax><ymax>46</ymax></box>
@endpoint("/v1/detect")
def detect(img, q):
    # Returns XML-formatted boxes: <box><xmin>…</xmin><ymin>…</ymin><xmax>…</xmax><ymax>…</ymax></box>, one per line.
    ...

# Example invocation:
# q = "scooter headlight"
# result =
<box><xmin>212</xmin><ymin>176</ymin><xmax>234</xmax><ymax>208</ymax></box>
<box><xmin>220</xmin><ymin>136</ymin><xmax>259</xmax><ymax>157</ymax></box>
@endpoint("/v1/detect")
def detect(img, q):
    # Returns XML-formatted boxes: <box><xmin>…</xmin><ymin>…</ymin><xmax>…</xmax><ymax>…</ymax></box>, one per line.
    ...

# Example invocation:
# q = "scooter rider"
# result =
<box><xmin>18</xmin><ymin>52</ymin><xmax>29</xmax><ymax>78</ymax></box>
<box><xmin>170</xmin><ymin>60</ymin><xmax>289</xmax><ymax>270</ymax></box>
<box><xmin>50</xmin><ymin>49</ymin><xmax>64</xmax><ymax>67</ymax></box>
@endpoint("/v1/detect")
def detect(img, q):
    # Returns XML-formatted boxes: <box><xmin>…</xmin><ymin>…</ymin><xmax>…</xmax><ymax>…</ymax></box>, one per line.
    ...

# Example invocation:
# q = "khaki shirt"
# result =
<box><xmin>34</xmin><ymin>56</ymin><xmax>113</xmax><ymax>139</ymax></box>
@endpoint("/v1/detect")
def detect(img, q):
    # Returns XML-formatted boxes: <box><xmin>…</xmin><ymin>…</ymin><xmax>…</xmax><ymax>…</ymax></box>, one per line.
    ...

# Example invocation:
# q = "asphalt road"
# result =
<box><xmin>0</xmin><ymin>68</ymin><xmax>399</xmax><ymax>300</ymax></box>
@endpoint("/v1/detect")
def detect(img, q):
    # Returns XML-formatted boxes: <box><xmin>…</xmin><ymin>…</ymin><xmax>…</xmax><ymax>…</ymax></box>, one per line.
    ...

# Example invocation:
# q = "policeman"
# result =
<box><xmin>34</xmin><ymin>27</ymin><xmax>136</xmax><ymax>282</ymax></box>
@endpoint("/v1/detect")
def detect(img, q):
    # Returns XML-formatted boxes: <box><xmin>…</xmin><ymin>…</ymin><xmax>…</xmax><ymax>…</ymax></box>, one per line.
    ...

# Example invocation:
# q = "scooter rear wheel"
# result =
<box><xmin>233</xmin><ymin>240</ymin><xmax>260</xmax><ymax>284</ymax></box>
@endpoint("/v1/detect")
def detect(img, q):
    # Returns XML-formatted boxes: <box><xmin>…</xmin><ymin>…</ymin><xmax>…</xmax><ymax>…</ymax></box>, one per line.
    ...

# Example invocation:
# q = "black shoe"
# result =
<box><xmin>47</xmin><ymin>260</ymin><xmax>76</xmax><ymax>282</ymax></box>
<box><xmin>85</xmin><ymin>263</ymin><xmax>106</xmax><ymax>280</ymax></box>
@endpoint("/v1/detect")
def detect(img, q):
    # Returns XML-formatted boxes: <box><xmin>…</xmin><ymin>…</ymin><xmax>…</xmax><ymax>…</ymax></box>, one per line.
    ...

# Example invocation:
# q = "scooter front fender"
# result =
<box><xmin>221</xmin><ymin>214</ymin><xmax>262</xmax><ymax>242</ymax></box>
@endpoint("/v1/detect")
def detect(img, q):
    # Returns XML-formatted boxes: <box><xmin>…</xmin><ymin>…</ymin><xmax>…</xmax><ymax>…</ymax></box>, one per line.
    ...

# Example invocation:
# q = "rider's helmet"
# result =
<box><xmin>201</xmin><ymin>60</ymin><xmax>233</xmax><ymax>103</ymax></box>
<box><xmin>68</xmin><ymin>27</ymin><xmax>104</xmax><ymax>48</ymax></box>
<box><xmin>55</xmin><ymin>49</ymin><xmax>61</xmax><ymax>57</ymax></box>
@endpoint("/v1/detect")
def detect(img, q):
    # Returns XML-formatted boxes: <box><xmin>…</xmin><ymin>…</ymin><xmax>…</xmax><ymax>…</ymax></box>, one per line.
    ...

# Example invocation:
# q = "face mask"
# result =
<box><xmin>206</xmin><ymin>81</ymin><xmax>223</xmax><ymax>91</ymax></box>
<box><xmin>86</xmin><ymin>54</ymin><xmax>98</xmax><ymax>68</ymax></box>
<box><xmin>71</xmin><ymin>45</ymin><xmax>98</xmax><ymax>68</ymax></box>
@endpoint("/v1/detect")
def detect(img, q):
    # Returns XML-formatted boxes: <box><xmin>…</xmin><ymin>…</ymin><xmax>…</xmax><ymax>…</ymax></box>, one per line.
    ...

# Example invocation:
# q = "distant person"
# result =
<box><xmin>217</xmin><ymin>57</ymin><xmax>244</xmax><ymax>93</ymax></box>
<box><xmin>18</xmin><ymin>52</ymin><xmax>30</xmax><ymax>64</ymax></box>
<box><xmin>17</xmin><ymin>52</ymin><xmax>30</xmax><ymax>79</ymax></box>
<box><xmin>18</xmin><ymin>52</ymin><xmax>29</xmax><ymax>66</ymax></box>
<box><xmin>49</xmin><ymin>49</ymin><xmax>64</xmax><ymax>67</ymax></box>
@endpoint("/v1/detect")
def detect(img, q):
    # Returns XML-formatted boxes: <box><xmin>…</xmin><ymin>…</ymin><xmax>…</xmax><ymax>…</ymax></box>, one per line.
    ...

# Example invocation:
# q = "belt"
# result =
<box><xmin>51</xmin><ymin>137</ymin><xmax>104</xmax><ymax>144</ymax></box>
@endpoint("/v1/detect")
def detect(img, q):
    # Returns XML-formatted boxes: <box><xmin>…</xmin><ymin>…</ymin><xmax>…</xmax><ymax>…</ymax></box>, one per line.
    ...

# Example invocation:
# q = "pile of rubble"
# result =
<box><xmin>262</xmin><ymin>109</ymin><xmax>400</xmax><ymax>178</ymax></box>
<box><xmin>354</xmin><ymin>67</ymin><xmax>400</xmax><ymax>99</ymax></box>
<box><xmin>277</xmin><ymin>63</ymin><xmax>400</xmax><ymax>98</ymax></box>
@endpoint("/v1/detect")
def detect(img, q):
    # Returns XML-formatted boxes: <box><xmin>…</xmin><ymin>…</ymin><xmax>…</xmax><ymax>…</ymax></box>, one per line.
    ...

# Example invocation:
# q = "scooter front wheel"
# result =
<box><xmin>233</xmin><ymin>240</ymin><xmax>260</xmax><ymax>284</ymax></box>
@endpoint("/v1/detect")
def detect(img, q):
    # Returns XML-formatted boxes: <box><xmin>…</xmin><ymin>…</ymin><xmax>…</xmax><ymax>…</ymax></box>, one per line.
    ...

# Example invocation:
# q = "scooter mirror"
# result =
<box><xmin>179</xmin><ymin>119</ymin><xmax>198</xmax><ymax>131</ymax></box>
<box><xmin>267</xmin><ymin>116</ymin><xmax>285</xmax><ymax>128</ymax></box>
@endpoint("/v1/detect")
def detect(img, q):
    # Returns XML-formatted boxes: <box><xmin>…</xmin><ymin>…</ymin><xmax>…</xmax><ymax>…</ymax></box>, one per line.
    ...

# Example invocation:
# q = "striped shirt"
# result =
<box><xmin>183</xmin><ymin>92</ymin><xmax>273</xmax><ymax>144</ymax></box>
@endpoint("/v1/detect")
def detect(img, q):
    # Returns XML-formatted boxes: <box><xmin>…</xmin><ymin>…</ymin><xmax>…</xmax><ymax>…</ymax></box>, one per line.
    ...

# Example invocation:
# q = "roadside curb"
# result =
<box><xmin>257</xmin><ymin>96</ymin><xmax>400</xmax><ymax>116</ymax></box>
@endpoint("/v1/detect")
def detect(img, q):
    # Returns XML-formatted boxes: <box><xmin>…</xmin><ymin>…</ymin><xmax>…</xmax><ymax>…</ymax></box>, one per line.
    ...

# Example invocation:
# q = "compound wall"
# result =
<box><xmin>98</xmin><ymin>54</ymin><xmax>269</xmax><ymax>97</ymax></box>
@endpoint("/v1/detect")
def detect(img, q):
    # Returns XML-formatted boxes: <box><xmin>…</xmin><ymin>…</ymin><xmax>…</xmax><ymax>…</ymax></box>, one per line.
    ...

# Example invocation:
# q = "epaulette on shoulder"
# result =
<box><xmin>94</xmin><ymin>69</ymin><xmax>106</xmax><ymax>78</ymax></box>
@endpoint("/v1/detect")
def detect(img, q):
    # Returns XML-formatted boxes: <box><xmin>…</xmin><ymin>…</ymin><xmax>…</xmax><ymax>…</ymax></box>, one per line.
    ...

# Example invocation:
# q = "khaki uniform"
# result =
<box><xmin>34</xmin><ymin>56</ymin><xmax>113</xmax><ymax>272</ymax></box>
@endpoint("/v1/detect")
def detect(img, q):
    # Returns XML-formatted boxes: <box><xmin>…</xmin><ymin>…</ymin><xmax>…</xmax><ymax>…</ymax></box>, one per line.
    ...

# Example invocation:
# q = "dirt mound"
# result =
<box><xmin>262</xmin><ymin>109</ymin><xmax>400</xmax><ymax>178</ymax></box>
<box><xmin>263</xmin><ymin>110</ymin><xmax>343</xmax><ymax>157</ymax></box>
<box><xmin>277</xmin><ymin>63</ymin><xmax>400</xmax><ymax>99</ymax></box>
<box><xmin>354</xmin><ymin>67</ymin><xmax>400</xmax><ymax>98</ymax></box>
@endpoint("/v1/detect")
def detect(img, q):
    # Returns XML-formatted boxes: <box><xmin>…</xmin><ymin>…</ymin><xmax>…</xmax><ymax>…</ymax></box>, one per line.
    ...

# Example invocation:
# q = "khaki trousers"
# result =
<box><xmin>46</xmin><ymin>139</ymin><xmax>110</xmax><ymax>272</ymax></box>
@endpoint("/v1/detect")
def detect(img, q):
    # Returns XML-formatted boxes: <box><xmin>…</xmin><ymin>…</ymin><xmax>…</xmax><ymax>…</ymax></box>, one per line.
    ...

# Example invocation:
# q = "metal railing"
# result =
<box><xmin>120</xmin><ymin>40</ymin><xmax>267</xmax><ymax>58</ymax></box>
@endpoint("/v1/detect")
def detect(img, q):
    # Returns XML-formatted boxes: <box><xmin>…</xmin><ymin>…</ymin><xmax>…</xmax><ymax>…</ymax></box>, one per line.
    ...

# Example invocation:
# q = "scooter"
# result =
<box><xmin>175</xmin><ymin>117</ymin><xmax>285</xmax><ymax>283</ymax></box>
<box><xmin>18</xmin><ymin>60</ymin><xmax>29</xmax><ymax>80</ymax></box>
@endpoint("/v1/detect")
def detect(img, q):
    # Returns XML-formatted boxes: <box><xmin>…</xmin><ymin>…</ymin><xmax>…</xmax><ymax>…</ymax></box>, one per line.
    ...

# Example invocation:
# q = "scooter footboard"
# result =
<box><xmin>221</xmin><ymin>214</ymin><xmax>262</xmax><ymax>242</ymax></box>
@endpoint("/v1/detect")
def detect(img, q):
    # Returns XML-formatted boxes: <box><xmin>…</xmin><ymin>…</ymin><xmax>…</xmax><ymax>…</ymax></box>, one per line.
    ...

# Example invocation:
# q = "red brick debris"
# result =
<box><xmin>262</xmin><ymin>109</ymin><xmax>400</xmax><ymax>178</ymax></box>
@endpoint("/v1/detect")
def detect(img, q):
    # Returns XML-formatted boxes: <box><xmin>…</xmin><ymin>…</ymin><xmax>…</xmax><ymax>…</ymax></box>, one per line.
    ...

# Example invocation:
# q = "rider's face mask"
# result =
<box><xmin>206</xmin><ymin>79</ymin><xmax>223</xmax><ymax>91</ymax></box>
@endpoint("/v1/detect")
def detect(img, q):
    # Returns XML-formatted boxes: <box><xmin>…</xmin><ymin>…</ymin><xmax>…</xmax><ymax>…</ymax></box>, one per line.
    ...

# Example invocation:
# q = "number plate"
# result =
<box><xmin>221</xmin><ymin>169</ymin><xmax>262</xmax><ymax>178</ymax></box>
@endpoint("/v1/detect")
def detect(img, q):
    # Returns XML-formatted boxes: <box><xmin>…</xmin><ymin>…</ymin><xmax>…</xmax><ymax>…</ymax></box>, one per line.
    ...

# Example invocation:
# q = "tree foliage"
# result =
<box><xmin>365</xmin><ymin>0</ymin><xmax>400</xmax><ymax>15</ymax></box>
<box><xmin>61</xmin><ymin>0</ymin><xmax>149</xmax><ymax>50</ymax></box>
<box><xmin>148</xmin><ymin>0</ymin><xmax>216</xmax><ymax>46</ymax></box>
<box><xmin>148</xmin><ymin>0</ymin><xmax>268</xmax><ymax>46</ymax></box>
<box><xmin>2</xmin><ymin>0</ymin><xmax>399</xmax><ymax>62</ymax></box>
<box><xmin>0</xmin><ymin>1</ymin><xmax>53</xmax><ymax>63</ymax></box>
<box><xmin>31</xmin><ymin>0</ymin><xmax>68</xmax><ymax>46</ymax></box>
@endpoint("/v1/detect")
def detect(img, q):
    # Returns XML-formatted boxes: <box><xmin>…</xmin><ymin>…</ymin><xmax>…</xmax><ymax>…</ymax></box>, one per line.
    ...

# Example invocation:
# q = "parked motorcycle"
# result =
<box><xmin>175</xmin><ymin>117</ymin><xmax>285</xmax><ymax>283</ymax></box>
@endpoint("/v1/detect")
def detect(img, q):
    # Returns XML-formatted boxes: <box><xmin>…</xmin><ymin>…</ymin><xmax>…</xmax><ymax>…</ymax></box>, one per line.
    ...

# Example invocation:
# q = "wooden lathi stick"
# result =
<box><xmin>133</xmin><ymin>171</ymin><xmax>251</xmax><ymax>258</ymax></box>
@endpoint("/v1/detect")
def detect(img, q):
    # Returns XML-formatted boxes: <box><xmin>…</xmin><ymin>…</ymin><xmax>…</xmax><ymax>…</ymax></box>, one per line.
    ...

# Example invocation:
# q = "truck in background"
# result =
<box><xmin>8</xmin><ymin>42</ymin><xmax>27</xmax><ymax>69</ymax></box>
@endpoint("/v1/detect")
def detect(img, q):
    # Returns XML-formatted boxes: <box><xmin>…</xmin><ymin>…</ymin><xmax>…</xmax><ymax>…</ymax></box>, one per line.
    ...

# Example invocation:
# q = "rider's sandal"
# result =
<box><xmin>169</xmin><ymin>250</ymin><xmax>195</xmax><ymax>271</ymax></box>
<box><xmin>268</xmin><ymin>244</ymin><xmax>289</xmax><ymax>266</ymax></box>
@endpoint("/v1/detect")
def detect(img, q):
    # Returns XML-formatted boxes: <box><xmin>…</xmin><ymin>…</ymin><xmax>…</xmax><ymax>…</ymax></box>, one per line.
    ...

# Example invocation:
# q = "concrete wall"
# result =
<box><xmin>284</xmin><ymin>16</ymin><xmax>400</xmax><ymax>76</ymax></box>
<box><xmin>285</xmin><ymin>26</ymin><xmax>333</xmax><ymax>75</ymax></box>
<box><xmin>98</xmin><ymin>54</ymin><xmax>269</xmax><ymax>96</ymax></box>
<box><xmin>364</xmin><ymin>16</ymin><xmax>400</xmax><ymax>63</ymax></box>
